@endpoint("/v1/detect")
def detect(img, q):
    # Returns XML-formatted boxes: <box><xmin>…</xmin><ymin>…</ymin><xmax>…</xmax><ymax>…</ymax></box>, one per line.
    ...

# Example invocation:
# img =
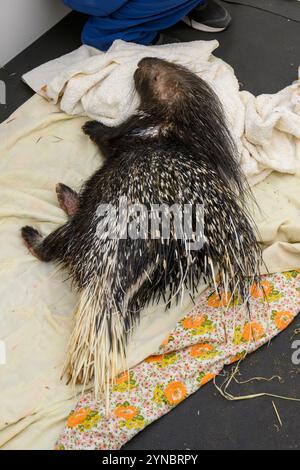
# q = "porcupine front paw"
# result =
<box><xmin>56</xmin><ymin>183</ymin><xmax>79</xmax><ymax>217</ymax></box>
<box><xmin>21</xmin><ymin>226</ymin><xmax>43</xmax><ymax>258</ymax></box>
<box><xmin>82</xmin><ymin>120</ymin><xmax>106</xmax><ymax>142</ymax></box>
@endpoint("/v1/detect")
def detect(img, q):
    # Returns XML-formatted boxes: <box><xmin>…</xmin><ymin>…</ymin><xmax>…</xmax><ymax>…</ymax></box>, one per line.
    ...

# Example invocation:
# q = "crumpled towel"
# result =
<box><xmin>56</xmin><ymin>270</ymin><xmax>300</xmax><ymax>450</ymax></box>
<box><xmin>23</xmin><ymin>40</ymin><xmax>300</xmax><ymax>186</ymax></box>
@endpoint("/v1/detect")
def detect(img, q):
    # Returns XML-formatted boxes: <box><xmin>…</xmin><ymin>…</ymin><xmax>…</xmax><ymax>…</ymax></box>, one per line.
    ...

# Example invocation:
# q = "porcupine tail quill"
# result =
<box><xmin>63</xmin><ymin>280</ymin><xmax>129</xmax><ymax>409</ymax></box>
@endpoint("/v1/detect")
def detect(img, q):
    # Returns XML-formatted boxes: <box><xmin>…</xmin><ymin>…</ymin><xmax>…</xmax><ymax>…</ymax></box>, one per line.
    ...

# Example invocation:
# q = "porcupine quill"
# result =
<box><xmin>21</xmin><ymin>57</ymin><xmax>262</xmax><ymax>405</ymax></box>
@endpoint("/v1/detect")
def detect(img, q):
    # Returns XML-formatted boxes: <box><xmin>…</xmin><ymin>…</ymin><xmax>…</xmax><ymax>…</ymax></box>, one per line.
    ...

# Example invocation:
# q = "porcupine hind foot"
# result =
<box><xmin>21</xmin><ymin>226</ymin><xmax>44</xmax><ymax>260</ymax></box>
<box><xmin>56</xmin><ymin>183</ymin><xmax>79</xmax><ymax>217</ymax></box>
<box><xmin>21</xmin><ymin>223</ymin><xmax>68</xmax><ymax>262</ymax></box>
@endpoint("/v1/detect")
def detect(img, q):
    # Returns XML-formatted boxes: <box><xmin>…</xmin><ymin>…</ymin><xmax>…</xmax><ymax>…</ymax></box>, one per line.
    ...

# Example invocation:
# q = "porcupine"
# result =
<box><xmin>21</xmin><ymin>57</ymin><xmax>261</xmax><ymax>399</ymax></box>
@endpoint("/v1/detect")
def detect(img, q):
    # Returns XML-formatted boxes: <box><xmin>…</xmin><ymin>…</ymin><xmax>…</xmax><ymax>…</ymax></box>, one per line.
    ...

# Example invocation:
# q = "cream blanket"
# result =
<box><xmin>0</xmin><ymin>40</ymin><xmax>299</xmax><ymax>449</ymax></box>
<box><xmin>23</xmin><ymin>40</ymin><xmax>300</xmax><ymax>187</ymax></box>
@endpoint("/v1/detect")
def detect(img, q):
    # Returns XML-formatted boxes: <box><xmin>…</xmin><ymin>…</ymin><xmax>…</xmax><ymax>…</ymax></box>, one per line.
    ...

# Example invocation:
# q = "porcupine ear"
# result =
<box><xmin>157</xmin><ymin>79</ymin><xmax>181</xmax><ymax>104</ymax></box>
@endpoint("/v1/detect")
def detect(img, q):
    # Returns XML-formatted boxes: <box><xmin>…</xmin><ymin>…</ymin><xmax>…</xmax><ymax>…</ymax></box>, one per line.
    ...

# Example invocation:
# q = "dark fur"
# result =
<box><xmin>22</xmin><ymin>58</ymin><xmax>261</xmax><ymax>378</ymax></box>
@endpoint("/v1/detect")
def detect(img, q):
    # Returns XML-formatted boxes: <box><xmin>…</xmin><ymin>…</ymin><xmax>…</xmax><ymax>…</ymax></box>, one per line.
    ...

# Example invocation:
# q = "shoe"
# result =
<box><xmin>182</xmin><ymin>0</ymin><xmax>231</xmax><ymax>33</ymax></box>
<box><xmin>152</xmin><ymin>32</ymin><xmax>181</xmax><ymax>46</ymax></box>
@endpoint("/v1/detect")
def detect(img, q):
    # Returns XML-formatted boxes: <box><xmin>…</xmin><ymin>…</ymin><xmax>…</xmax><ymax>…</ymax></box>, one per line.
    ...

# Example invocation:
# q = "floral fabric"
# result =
<box><xmin>56</xmin><ymin>271</ymin><xmax>300</xmax><ymax>450</ymax></box>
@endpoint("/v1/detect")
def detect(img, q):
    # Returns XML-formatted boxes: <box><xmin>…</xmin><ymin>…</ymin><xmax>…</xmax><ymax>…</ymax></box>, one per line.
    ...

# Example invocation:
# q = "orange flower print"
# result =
<box><xmin>230</xmin><ymin>352</ymin><xmax>246</xmax><ymax>364</ymax></box>
<box><xmin>243</xmin><ymin>322</ymin><xmax>264</xmax><ymax>342</ymax></box>
<box><xmin>250</xmin><ymin>281</ymin><xmax>272</xmax><ymax>299</ymax></box>
<box><xmin>161</xmin><ymin>335</ymin><xmax>170</xmax><ymax>346</ymax></box>
<box><xmin>146</xmin><ymin>354</ymin><xmax>164</xmax><ymax>363</ymax></box>
<box><xmin>199</xmin><ymin>373</ymin><xmax>216</xmax><ymax>386</ymax></box>
<box><xmin>182</xmin><ymin>314</ymin><xmax>205</xmax><ymax>329</ymax></box>
<box><xmin>274</xmin><ymin>311</ymin><xmax>294</xmax><ymax>331</ymax></box>
<box><xmin>164</xmin><ymin>381</ymin><xmax>187</xmax><ymax>405</ymax></box>
<box><xmin>207</xmin><ymin>292</ymin><xmax>231</xmax><ymax>308</ymax></box>
<box><xmin>190</xmin><ymin>343</ymin><xmax>214</xmax><ymax>358</ymax></box>
<box><xmin>115</xmin><ymin>371</ymin><xmax>129</xmax><ymax>384</ymax></box>
<box><xmin>67</xmin><ymin>408</ymin><xmax>89</xmax><ymax>428</ymax></box>
<box><xmin>114</xmin><ymin>405</ymin><xmax>138</xmax><ymax>421</ymax></box>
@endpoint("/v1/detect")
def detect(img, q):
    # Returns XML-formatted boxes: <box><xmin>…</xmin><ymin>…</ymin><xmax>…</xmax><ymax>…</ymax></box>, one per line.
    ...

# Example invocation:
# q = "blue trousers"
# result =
<box><xmin>63</xmin><ymin>0</ymin><xmax>204</xmax><ymax>51</ymax></box>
